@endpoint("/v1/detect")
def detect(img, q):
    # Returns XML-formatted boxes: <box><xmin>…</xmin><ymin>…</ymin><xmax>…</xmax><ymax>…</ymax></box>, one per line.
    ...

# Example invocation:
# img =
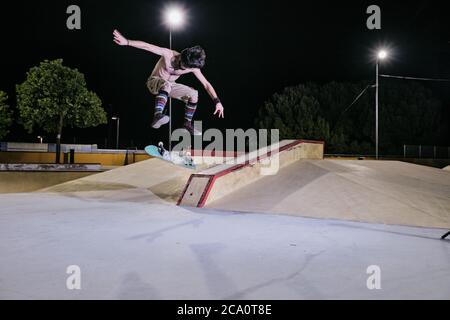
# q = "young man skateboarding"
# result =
<box><xmin>113</xmin><ymin>29</ymin><xmax>224</xmax><ymax>136</ymax></box>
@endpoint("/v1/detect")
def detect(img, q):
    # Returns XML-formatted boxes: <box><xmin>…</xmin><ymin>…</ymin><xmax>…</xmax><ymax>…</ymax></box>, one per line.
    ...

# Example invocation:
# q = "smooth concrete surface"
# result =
<box><xmin>209</xmin><ymin>160</ymin><xmax>450</xmax><ymax>229</ymax></box>
<box><xmin>40</xmin><ymin>157</ymin><xmax>213</xmax><ymax>203</ymax></box>
<box><xmin>0</xmin><ymin>192</ymin><xmax>449</xmax><ymax>300</ymax></box>
<box><xmin>1</xmin><ymin>150</ymin><xmax>449</xmax><ymax>299</ymax></box>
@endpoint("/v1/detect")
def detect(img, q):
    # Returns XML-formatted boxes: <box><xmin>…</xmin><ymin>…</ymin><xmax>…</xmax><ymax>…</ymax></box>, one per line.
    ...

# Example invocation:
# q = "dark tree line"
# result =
<box><xmin>0</xmin><ymin>91</ymin><xmax>13</xmax><ymax>140</ymax></box>
<box><xmin>256</xmin><ymin>81</ymin><xmax>448</xmax><ymax>155</ymax></box>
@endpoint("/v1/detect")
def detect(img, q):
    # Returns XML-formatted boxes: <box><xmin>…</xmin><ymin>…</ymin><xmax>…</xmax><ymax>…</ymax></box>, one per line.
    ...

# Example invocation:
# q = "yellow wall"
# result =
<box><xmin>0</xmin><ymin>171</ymin><xmax>95</xmax><ymax>193</ymax></box>
<box><xmin>0</xmin><ymin>152</ymin><xmax>151</xmax><ymax>166</ymax></box>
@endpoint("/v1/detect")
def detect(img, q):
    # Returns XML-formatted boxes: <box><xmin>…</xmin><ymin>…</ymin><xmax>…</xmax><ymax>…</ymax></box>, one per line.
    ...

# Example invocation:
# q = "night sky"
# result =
<box><xmin>1</xmin><ymin>0</ymin><xmax>449</xmax><ymax>148</ymax></box>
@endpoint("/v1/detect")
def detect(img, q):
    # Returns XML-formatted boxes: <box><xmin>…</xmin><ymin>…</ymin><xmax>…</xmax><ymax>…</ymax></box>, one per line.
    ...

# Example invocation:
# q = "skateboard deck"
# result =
<box><xmin>145</xmin><ymin>145</ymin><xmax>196</xmax><ymax>170</ymax></box>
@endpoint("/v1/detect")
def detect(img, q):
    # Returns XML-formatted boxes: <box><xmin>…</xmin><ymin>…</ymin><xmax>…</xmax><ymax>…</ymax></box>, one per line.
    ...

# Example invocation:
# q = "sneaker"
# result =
<box><xmin>184</xmin><ymin>121</ymin><xmax>202</xmax><ymax>136</ymax></box>
<box><xmin>151</xmin><ymin>114</ymin><xmax>170</xmax><ymax>129</ymax></box>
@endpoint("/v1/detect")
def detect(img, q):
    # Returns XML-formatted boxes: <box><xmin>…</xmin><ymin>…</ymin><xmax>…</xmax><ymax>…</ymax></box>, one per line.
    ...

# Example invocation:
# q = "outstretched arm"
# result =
<box><xmin>113</xmin><ymin>29</ymin><xmax>170</xmax><ymax>56</ymax></box>
<box><xmin>193</xmin><ymin>70</ymin><xmax>225</xmax><ymax>118</ymax></box>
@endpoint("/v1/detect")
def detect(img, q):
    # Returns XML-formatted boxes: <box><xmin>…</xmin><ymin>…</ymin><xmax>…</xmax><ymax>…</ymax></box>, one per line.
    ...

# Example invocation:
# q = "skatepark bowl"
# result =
<box><xmin>0</xmin><ymin>140</ymin><xmax>449</xmax><ymax>299</ymax></box>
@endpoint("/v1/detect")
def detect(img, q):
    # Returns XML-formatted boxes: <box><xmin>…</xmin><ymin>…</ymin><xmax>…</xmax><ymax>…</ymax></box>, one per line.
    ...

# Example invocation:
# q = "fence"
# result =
<box><xmin>403</xmin><ymin>145</ymin><xmax>450</xmax><ymax>159</ymax></box>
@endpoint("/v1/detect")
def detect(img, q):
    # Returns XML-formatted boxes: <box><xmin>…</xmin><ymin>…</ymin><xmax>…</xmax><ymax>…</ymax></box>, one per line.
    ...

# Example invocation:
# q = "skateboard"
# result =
<box><xmin>145</xmin><ymin>142</ymin><xmax>196</xmax><ymax>170</ymax></box>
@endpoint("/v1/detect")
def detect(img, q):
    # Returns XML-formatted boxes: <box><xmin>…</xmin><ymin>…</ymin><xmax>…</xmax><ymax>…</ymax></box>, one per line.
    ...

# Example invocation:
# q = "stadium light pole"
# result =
<box><xmin>112</xmin><ymin>117</ymin><xmax>120</xmax><ymax>149</ymax></box>
<box><xmin>164</xmin><ymin>5</ymin><xmax>185</xmax><ymax>152</ymax></box>
<box><xmin>376</xmin><ymin>50</ymin><xmax>388</xmax><ymax>160</ymax></box>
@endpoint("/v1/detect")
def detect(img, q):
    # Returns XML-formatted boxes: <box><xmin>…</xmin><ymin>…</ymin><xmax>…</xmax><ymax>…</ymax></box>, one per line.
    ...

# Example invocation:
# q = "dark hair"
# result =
<box><xmin>180</xmin><ymin>46</ymin><xmax>206</xmax><ymax>69</ymax></box>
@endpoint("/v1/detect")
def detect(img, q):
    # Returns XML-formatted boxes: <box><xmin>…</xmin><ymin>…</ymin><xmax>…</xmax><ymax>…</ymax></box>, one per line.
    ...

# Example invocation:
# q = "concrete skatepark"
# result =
<box><xmin>1</xmin><ymin>140</ymin><xmax>449</xmax><ymax>299</ymax></box>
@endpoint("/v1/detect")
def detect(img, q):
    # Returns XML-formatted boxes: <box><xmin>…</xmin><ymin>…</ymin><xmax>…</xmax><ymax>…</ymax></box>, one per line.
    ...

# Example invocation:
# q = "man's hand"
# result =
<box><xmin>113</xmin><ymin>29</ymin><xmax>128</xmax><ymax>46</ymax></box>
<box><xmin>214</xmin><ymin>103</ymin><xmax>225</xmax><ymax>118</ymax></box>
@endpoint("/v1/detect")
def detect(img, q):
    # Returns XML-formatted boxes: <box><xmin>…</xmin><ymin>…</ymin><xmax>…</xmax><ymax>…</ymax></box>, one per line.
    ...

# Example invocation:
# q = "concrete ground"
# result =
<box><xmin>1</xmin><ymin>153</ymin><xmax>449</xmax><ymax>300</ymax></box>
<box><xmin>1</xmin><ymin>191</ymin><xmax>449</xmax><ymax>300</ymax></box>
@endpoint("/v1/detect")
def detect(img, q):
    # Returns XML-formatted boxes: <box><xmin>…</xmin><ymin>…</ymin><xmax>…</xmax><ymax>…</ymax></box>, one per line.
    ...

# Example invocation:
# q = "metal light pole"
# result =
<box><xmin>165</xmin><ymin>6</ymin><xmax>185</xmax><ymax>152</ymax></box>
<box><xmin>169</xmin><ymin>26</ymin><xmax>172</xmax><ymax>152</ymax></box>
<box><xmin>112</xmin><ymin>117</ymin><xmax>120</xmax><ymax>149</ymax></box>
<box><xmin>375</xmin><ymin>50</ymin><xmax>387</xmax><ymax>160</ymax></box>
<box><xmin>375</xmin><ymin>60</ymin><xmax>379</xmax><ymax>160</ymax></box>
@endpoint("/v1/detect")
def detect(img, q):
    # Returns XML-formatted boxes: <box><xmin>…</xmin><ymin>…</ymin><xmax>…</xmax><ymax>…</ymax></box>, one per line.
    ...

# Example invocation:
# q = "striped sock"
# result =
<box><xmin>154</xmin><ymin>91</ymin><xmax>169</xmax><ymax>116</ymax></box>
<box><xmin>185</xmin><ymin>102</ymin><xmax>198</xmax><ymax>122</ymax></box>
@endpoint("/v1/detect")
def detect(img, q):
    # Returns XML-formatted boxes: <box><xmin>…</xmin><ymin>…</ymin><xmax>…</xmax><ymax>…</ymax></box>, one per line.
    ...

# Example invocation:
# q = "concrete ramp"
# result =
<box><xmin>36</xmin><ymin>141</ymin><xmax>450</xmax><ymax>229</ymax></box>
<box><xmin>39</xmin><ymin>157</ymin><xmax>205</xmax><ymax>203</ymax></box>
<box><xmin>178</xmin><ymin>140</ymin><xmax>325</xmax><ymax>207</ymax></box>
<box><xmin>208</xmin><ymin>160</ymin><xmax>450</xmax><ymax>229</ymax></box>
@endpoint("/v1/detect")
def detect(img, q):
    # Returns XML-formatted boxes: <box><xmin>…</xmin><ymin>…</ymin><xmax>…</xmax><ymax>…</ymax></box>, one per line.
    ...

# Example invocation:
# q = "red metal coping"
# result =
<box><xmin>177</xmin><ymin>140</ymin><xmax>324</xmax><ymax>207</ymax></box>
<box><xmin>188</xmin><ymin>150</ymin><xmax>244</xmax><ymax>157</ymax></box>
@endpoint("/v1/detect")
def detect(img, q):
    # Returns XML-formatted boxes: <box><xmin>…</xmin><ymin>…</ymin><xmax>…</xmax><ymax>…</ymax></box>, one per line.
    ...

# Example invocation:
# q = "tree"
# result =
<box><xmin>0</xmin><ymin>91</ymin><xmax>13</xmax><ymax>140</ymax></box>
<box><xmin>256</xmin><ymin>84</ymin><xmax>331</xmax><ymax>142</ymax></box>
<box><xmin>16</xmin><ymin>59</ymin><xmax>107</xmax><ymax>163</ymax></box>
<box><xmin>378</xmin><ymin>80</ymin><xmax>443</xmax><ymax>154</ymax></box>
<box><xmin>256</xmin><ymin>81</ymin><xmax>445</xmax><ymax>155</ymax></box>
<box><xmin>314</xmin><ymin>81</ymin><xmax>374</xmax><ymax>154</ymax></box>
